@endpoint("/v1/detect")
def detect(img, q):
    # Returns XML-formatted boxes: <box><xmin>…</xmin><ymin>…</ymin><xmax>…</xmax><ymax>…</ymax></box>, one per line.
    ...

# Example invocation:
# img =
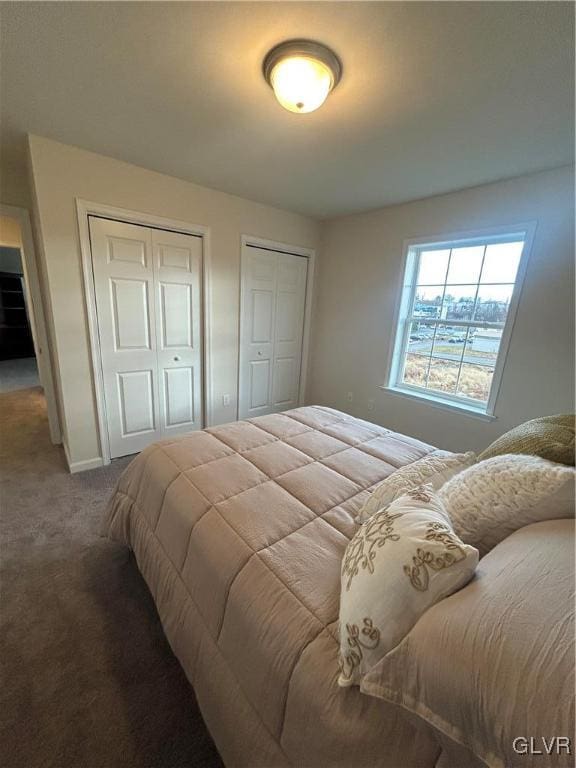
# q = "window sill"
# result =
<box><xmin>379</xmin><ymin>385</ymin><xmax>498</xmax><ymax>422</ymax></box>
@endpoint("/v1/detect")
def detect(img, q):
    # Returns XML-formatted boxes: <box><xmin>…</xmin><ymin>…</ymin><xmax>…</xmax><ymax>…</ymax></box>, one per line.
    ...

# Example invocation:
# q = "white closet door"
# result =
<box><xmin>153</xmin><ymin>228</ymin><xmax>203</xmax><ymax>437</ymax></box>
<box><xmin>272</xmin><ymin>253</ymin><xmax>308</xmax><ymax>410</ymax></box>
<box><xmin>239</xmin><ymin>245</ymin><xmax>308</xmax><ymax>419</ymax></box>
<box><xmin>90</xmin><ymin>217</ymin><xmax>204</xmax><ymax>458</ymax></box>
<box><xmin>89</xmin><ymin>217</ymin><xmax>161</xmax><ymax>457</ymax></box>
<box><xmin>239</xmin><ymin>246</ymin><xmax>277</xmax><ymax>418</ymax></box>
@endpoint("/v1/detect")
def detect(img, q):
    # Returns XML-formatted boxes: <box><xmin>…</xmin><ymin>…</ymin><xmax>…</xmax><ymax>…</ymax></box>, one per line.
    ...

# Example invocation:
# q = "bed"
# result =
<box><xmin>104</xmin><ymin>406</ymin><xmax>443</xmax><ymax>767</ymax></box>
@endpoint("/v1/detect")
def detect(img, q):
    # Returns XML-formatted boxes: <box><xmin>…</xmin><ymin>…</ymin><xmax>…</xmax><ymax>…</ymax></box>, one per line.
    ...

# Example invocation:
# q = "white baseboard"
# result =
<box><xmin>63</xmin><ymin>441</ymin><xmax>104</xmax><ymax>474</ymax></box>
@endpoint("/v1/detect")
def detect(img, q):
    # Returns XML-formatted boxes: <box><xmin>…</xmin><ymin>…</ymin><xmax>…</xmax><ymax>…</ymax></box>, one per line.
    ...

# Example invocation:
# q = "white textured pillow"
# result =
<box><xmin>338</xmin><ymin>485</ymin><xmax>478</xmax><ymax>687</ymax></box>
<box><xmin>355</xmin><ymin>450</ymin><xmax>476</xmax><ymax>523</ymax></box>
<box><xmin>439</xmin><ymin>454</ymin><xmax>576</xmax><ymax>556</ymax></box>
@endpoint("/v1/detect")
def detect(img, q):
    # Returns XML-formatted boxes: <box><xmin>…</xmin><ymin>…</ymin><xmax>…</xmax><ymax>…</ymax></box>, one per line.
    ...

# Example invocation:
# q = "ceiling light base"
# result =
<box><xmin>263</xmin><ymin>39</ymin><xmax>342</xmax><ymax>91</ymax></box>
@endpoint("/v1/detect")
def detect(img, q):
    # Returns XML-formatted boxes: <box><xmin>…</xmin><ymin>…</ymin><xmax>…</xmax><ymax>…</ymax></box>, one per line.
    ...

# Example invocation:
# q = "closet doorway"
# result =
<box><xmin>238</xmin><ymin>237</ymin><xmax>314</xmax><ymax>420</ymax></box>
<box><xmin>79</xmin><ymin>202</ymin><xmax>210</xmax><ymax>462</ymax></box>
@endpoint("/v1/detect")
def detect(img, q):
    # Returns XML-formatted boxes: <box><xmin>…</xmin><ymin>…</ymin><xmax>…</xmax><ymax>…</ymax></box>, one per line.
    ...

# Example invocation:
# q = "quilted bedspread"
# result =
<box><xmin>104</xmin><ymin>406</ymin><xmax>441</xmax><ymax>768</ymax></box>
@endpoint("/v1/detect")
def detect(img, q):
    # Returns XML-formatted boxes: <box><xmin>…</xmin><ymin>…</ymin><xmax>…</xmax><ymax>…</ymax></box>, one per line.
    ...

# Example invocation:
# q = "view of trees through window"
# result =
<box><xmin>401</xmin><ymin>240</ymin><xmax>524</xmax><ymax>404</ymax></box>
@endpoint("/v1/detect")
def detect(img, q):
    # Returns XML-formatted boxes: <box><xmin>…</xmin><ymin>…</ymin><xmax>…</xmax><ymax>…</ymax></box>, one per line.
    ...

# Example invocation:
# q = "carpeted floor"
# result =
<box><xmin>0</xmin><ymin>357</ymin><xmax>40</xmax><ymax>392</ymax></box>
<box><xmin>0</xmin><ymin>387</ymin><xmax>223</xmax><ymax>768</ymax></box>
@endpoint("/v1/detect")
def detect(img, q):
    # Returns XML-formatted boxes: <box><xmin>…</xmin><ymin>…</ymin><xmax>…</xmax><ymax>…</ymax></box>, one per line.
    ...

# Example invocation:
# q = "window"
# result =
<box><xmin>388</xmin><ymin>228</ymin><xmax>532</xmax><ymax>416</ymax></box>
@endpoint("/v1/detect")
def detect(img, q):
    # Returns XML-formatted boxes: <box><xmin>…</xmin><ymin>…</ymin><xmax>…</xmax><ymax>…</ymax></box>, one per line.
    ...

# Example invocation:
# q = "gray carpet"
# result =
<box><xmin>0</xmin><ymin>387</ymin><xmax>223</xmax><ymax>768</ymax></box>
<box><xmin>0</xmin><ymin>357</ymin><xmax>40</xmax><ymax>392</ymax></box>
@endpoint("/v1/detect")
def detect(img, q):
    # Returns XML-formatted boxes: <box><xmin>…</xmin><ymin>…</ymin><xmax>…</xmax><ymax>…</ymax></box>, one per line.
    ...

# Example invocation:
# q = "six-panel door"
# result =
<box><xmin>89</xmin><ymin>217</ymin><xmax>203</xmax><ymax>458</ymax></box>
<box><xmin>272</xmin><ymin>252</ymin><xmax>308</xmax><ymax>409</ymax></box>
<box><xmin>153</xmin><ymin>228</ymin><xmax>202</xmax><ymax>438</ymax></box>
<box><xmin>239</xmin><ymin>245</ymin><xmax>308</xmax><ymax>419</ymax></box>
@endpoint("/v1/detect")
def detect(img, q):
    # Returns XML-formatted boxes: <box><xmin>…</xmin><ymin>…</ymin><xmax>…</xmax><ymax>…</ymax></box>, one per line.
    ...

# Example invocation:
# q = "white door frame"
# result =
<box><xmin>76</xmin><ymin>199</ymin><xmax>213</xmax><ymax>465</ymax></box>
<box><xmin>0</xmin><ymin>203</ymin><xmax>61</xmax><ymax>444</ymax></box>
<box><xmin>238</xmin><ymin>234</ymin><xmax>316</xmax><ymax>420</ymax></box>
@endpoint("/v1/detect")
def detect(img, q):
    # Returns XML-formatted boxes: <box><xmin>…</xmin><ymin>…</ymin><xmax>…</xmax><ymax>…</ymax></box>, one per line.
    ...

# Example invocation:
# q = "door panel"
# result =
<box><xmin>251</xmin><ymin>290</ymin><xmax>274</xmax><ymax>343</ymax></box>
<box><xmin>164</xmin><ymin>367</ymin><xmax>194</xmax><ymax>426</ymax></box>
<box><xmin>111</xmin><ymin>279</ymin><xmax>151</xmax><ymax>350</ymax></box>
<box><xmin>158</xmin><ymin>244</ymin><xmax>192</xmax><ymax>270</ymax></box>
<box><xmin>153</xmin><ymin>228</ymin><xmax>202</xmax><ymax>437</ymax></box>
<box><xmin>117</xmin><ymin>370</ymin><xmax>156</xmax><ymax>435</ymax></box>
<box><xmin>278</xmin><ymin>259</ymin><xmax>301</xmax><ymax>289</ymax></box>
<box><xmin>160</xmin><ymin>282</ymin><xmax>192</xmax><ymax>348</ymax></box>
<box><xmin>273</xmin><ymin>357</ymin><xmax>296</xmax><ymax>405</ymax></box>
<box><xmin>276</xmin><ymin>290</ymin><xmax>299</xmax><ymax>342</ymax></box>
<box><xmin>250</xmin><ymin>359</ymin><xmax>271</xmax><ymax>409</ymax></box>
<box><xmin>107</xmin><ymin>236</ymin><xmax>147</xmax><ymax>266</ymax></box>
<box><xmin>90</xmin><ymin>216</ymin><xmax>203</xmax><ymax>458</ymax></box>
<box><xmin>239</xmin><ymin>245</ymin><xmax>308</xmax><ymax>419</ymax></box>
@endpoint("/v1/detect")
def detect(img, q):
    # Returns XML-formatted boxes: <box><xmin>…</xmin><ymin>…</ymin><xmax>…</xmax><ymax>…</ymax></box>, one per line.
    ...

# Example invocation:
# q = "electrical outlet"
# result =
<box><xmin>222</xmin><ymin>394</ymin><xmax>231</xmax><ymax>407</ymax></box>
<box><xmin>346</xmin><ymin>391</ymin><xmax>354</xmax><ymax>402</ymax></box>
<box><xmin>367</xmin><ymin>398</ymin><xmax>375</xmax><ymax>412</ymax></box>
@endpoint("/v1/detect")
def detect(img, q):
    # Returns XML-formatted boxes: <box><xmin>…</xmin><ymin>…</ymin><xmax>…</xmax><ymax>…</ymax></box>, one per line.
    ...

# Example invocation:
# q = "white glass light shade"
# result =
<box><xmin>263</xmin><ymin>40</ymin><xmax>342</xmax><ymax>114</ymax></box>
<box><xmin>270</xmin><ymin>56</ymin><xmax>333</xmax><ymax>113</ymax></box>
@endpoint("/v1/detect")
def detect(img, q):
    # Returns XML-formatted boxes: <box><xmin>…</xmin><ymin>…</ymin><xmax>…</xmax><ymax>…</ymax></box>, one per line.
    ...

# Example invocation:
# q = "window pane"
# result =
<box><xmin>407</xmin><ymin>321</ymin><xmax>435</xmax><ymax>354</ymax></box>
<box><xmin>417</xmin><ymin>250</ymin><xmax>450</xmax><ymax>285</ymax></box>
<box><xmin>442</xmin><ymin>285</ymin><xmax>477</xmax><ymax>320</ymax></box>
<box><xmin>431</xmin><ymin>325</ymin><xmax>467</xmax><ymax>361</ymax></box>
<box><xmin>457</xmin><ymin>363</ymin><xmax>493</xmax><ymax>402</ymax></box>
<box><xmin>414</xmin><ymin>286</ymin><xmax>444</xmax><ymax>318</ymax></box>
<box><xmin>426</xmin><ymin>358</ymin><xmax>460</xmax><ymax>394</ymax></box>
<box><xmin>402</xmin><ymin>353</ymin><xmax>430</xmax><ymax>387</ymax></box>
<box><xmin>474</xmin><ymin>285</ymin><xmax>513</xmax><ymax>323</ymax></box>
<box><xmin>464</xmin><ymin>327</ymin><xmax>502</xmax><ymax>366</ymax></box>
<box><xmin>446</xmin><ymin>246</ymin><xmax>484</xmax><ymax>285</ymax></box>
<box><xmin>480</xmin><ymin>241</ymin><xmax>523</xmax><ymax>284</ymax></box>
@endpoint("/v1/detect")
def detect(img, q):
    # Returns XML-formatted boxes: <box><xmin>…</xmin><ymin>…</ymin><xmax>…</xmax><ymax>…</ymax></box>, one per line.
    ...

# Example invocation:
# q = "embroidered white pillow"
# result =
<box><xmin>439</xmin><ymin>453</ymin><xmax>576</xmax><ymax>556</ymax></box>
<box><xmin>338</xmin><ymin>486</ymin><xmax>478</xmax><ymax>687</ymax></box>
<box><xmin>355</xmin><ymin>450</ymin><xmax>476</xmax><ymax>524</ymax></box>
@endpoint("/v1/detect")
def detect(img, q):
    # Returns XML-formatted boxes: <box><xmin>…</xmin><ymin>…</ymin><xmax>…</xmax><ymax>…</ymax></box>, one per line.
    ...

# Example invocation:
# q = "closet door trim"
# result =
<box><xmin>77</xmin><ymin>198</ymin><xmax>212</xmax><ymax>466</ymax></box>
<box><xmin>238</xmin><ymin>234</ymin><xmax>316</xmax><ymax>420</ymax></box>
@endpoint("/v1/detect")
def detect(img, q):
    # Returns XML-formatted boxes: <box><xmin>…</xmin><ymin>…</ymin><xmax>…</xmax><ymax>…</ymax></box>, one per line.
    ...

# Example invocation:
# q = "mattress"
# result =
<box><xmin>104</xmin><ymin>406</ymin><xmax>441</xmax><ymax>767</ymax></box>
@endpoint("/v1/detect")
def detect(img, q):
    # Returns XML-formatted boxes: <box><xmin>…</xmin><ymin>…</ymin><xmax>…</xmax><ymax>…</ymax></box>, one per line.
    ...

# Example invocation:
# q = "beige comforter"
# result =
<box><xmin>104</xmin><ymin>406</ymin><xmax>441</xmax><ymax>768</ymax></box>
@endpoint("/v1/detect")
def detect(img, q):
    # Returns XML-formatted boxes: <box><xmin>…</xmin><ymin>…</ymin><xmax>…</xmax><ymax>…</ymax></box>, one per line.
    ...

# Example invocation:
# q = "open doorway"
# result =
<box><xmin>0</xmin><ymin>207</ymin><xmax>60</xmax><ymax>444</ymax></box>
<box><xmin>0</xmin><ymin>220</ymin><xmax>39</xmax><ymax>391</ymax></box>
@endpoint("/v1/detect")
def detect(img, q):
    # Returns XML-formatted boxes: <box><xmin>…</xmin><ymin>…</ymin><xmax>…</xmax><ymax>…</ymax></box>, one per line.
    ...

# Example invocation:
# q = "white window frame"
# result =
<box><xmin>386</xmin><ymin>223</ymin><xmax>536</xmax><ymax>419</ymax></box>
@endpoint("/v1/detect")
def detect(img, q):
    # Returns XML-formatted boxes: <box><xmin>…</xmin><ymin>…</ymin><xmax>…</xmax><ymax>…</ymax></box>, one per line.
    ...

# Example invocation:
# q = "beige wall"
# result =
<box><xmin>0</xmin><ymin>215</ymin><xmax>23</xmax><ymax>248</ymax></box>
<box><xmin>28</xmin><ymin>135</ymin><xmax>320</xmax><ymax>466</ymax></box>
<box><xmin>0</xmin><ymin>162</ymin><xmax>32</xmax><ymax>210</ymax></box>
<box><xmin>28</xmin><ymin>132</ymin><xmax>574</xmax><ymax>465</ymax></box>
<box><xmin>309</xmin><ymin>166</ymin><xmax>575</xmax><ymax>452</ymax></box>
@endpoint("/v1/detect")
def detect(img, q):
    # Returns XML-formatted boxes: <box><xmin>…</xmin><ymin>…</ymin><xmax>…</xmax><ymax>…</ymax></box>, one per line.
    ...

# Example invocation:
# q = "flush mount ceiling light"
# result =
<box><xmin>263</xmin><ymin>39</ymin><xmax>342</xmax><ymax>114</ymax></box>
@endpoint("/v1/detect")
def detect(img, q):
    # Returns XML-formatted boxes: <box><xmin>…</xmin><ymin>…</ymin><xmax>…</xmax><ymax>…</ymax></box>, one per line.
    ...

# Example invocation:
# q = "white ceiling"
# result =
<box><xmin>1</xmin><ymin>1</ymin><xmax>573</xmax><ymax>218</ymax></box>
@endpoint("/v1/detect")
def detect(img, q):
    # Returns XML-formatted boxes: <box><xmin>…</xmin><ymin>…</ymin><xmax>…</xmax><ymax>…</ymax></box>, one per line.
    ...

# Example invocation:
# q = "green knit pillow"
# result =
<box><xmin>479</xmin><ymin>414</ymin><xmax>575</xmax><ymax>466</ymax></box>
